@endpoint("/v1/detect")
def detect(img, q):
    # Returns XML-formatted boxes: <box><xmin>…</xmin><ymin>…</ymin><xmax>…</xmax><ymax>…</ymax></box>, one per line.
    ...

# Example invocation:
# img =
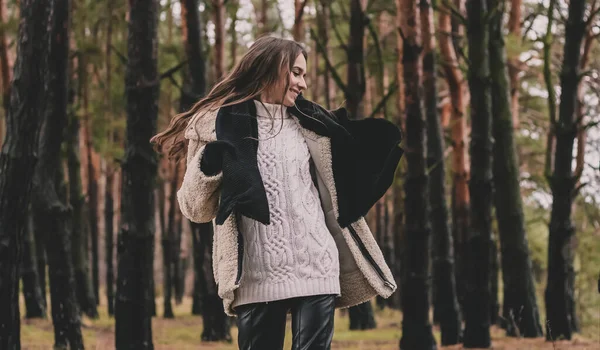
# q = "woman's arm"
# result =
<box><xmin>177</xmin><ymin>110</ymin><xmax>222</xmax><ymax>223</ymax></box>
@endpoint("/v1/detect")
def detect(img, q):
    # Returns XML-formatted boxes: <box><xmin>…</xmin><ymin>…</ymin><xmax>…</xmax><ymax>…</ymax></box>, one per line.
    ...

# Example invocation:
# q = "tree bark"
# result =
<box><xmin>21</xmin><ymin>209</ymin><xmax>46</xmax><ymax>318</ymax></box>
<box><xmin>32</xmin><ymin>1</ymin><xmax>84</xmax><ymax>347</ymax></box>
<box><xmin>488</xmin><ymin>0</ymin><xmax>543</xmax><ymax>338</ymax></box>
<box><xmin>162</xmin><ymin>163</ymin><xmax>176</xmax><ymax>318</ymax></box>
<box><xmin>104</xmin><ymin>0</ymin><xmax>116</xmax><ymax>317</ymax></box>
<box><xmin>292</xmin><ymin>0</ymin><xmax>306</xmax><ymax>41</ymax></box>
<box><xmin>346</xmin><ymin>0</ymin><xmax>366</xmax><ymax>119</ymax></box>
<box><xmin>463</xmin><ymin>0</ymin><xmax>493</xmax><ymax>346</ymax></box>
<box><xmin>438</xmin><ymin>2</ymin><xmax>470</xmax><ymax>312</ymax></box>
<box><xmin>0</xmin><ymin>0</ymin><xmax>11</xmax><ymax>118</ymax></box>
<box><xmin>545</xmin><ymin>0</ymin><xmax>586</xmax><ymax>341</ymax></box>
<box><xmin>195</xmin><ymin>222</ymin><xmax>232</xmax><ymax>341</ymax></box>
<box><xmin>114</xmin><ymin>0</ymin><xmax>159</xmax><ymax>348</ymax></box>
<box><xmin>317</xmin><ymin>0</ymin><xmax>333</xmax><ymax>108</ymax></box>
<box><xmin>543</xmin><ymin>0</ymin><xmax>557</xmax><ymax>177</ymax></box>
<box><xmin>490</xmin><ymin>234</ymin><xmax>499</xmax><ymax>325</ymax></box>
<box><xmin>507</xmin><ymin>0</ymin><xmax>521</xmax><ymax>129</ymax></box>
<box><xmin>67</xmin><ymin>112</ymin><xmax>98</xmax><ymax>319</ymax></box>
<box><xmin>85</xmin><ymin>109</ymin><xmax>100</xmax><ymax>307</ymax></box>
<box><xmin>398</xmin><ymin>0</ymin><xmax>436</xmax><ymax>349</ymax></box>
<box><xmin>180</xmin><ymin>0</ymin><xmax>207</xmax><ymax>110</ymax></box>
<box><xmin>227</xmin><ymin>0</ymin><xmax>239</xmax><ymax>69</ymax></box>
<box><xmin>421</xmin><ymin>0</ymin><xmax>461</xmax><ymax>345</ymax></box>
<box><xmin>191</xmin><ymin>222</ymin><xmax>205</xmax><ymax>315</ymax></box>
<box><xmin>0</xmin><ymin>0</ymin><xmax>51</xmax><ymax>347</ymax></box>
<box><xmin>212</xmin><ymin>0</ymin><xmax>225</xmax><ymax>80</ymax></box>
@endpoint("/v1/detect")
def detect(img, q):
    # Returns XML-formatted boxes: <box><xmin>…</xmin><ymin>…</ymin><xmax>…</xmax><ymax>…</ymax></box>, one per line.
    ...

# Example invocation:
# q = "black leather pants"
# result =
<box><xmin>235</xmin><ymin>294</ymin><xmax>336</xmax><ymax>350</ymax></box>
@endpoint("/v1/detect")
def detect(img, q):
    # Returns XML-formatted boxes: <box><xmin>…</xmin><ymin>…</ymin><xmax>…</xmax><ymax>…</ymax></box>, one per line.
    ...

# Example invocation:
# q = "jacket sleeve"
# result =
<box><xmin>177</xmin><ymin>110</ymin><xmax>222</xmax><ymax>223</ymax></box>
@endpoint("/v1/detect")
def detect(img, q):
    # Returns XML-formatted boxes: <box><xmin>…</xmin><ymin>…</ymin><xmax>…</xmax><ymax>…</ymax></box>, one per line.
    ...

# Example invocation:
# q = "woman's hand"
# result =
<box><xmin>200</xmin><ymin>140</ymin><xmax>236</xmax><ymax>176</ymax></box>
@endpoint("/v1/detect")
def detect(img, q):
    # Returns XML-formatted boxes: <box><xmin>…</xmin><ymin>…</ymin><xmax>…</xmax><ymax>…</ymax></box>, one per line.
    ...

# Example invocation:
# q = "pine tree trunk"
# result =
<box><xmin>0</xmin><ymin>1</ymin><xmax>50</xmax><ymax>346</ymax></box>
<box><xmin>67</xmin><ymin>112</ymin><xmax>98</xmax><ymax>319</ymax></box>
<box><xmin>227</xmin><ymin>0</ymin><xmax>239</xmax><ymax>69</ymax></box>
<box><xmin>346</xmin><ymin>0</ymin><xmax>366</xmax><ymax>119</ymax></box>
<box><xmin>421</xmin><ymin>0</ymin><xmax>461</xmax><ymax>345</ymax></box>
<box><xmin>191</xmin><ymin>222</ymin><xmax>206</xmax><ymax>315</ymax></box>
<box><xmin>438</xmin><ymin>3</ymin><xmax>470</xmax><ymax>312</ymax></box>
<box><xmin>345</xmin><ymin>0</ymin><xmax>377</xmax><ymax>328</ymax></box>
<box><xmin>292</xmin><ymin>0</ymin><xmax>305</xmax><ymax>41</ymax></box>
<box><xmin>317</xmin><ymin>0</ymin><xmax>332</xmax><ymax>108</ymax></box>
<box><xmin>392</xmin><ymin>0</ymin><xmax>406</xmax><ymax>312</ymax></box>
<box><xmin>488</xmin><ymin>0</ymin><xmax>543</xmax><ymax>337</ymax></box>
<box><xmin>86</xmin><ymin>121</ymin><xmax>100</xmax><ymax>306</ymax></box>
<box><xmin>0</xmin><ymin>0</ymin><xmax>10</xmax><ymax>118</ymax></box>
<box><xmin>180</xmin><ymin>0</ymin><xmax>207</xmax><ymax>110</ymax></box>
<box><xmin>490</xmin><ymin>234</ymin><xmax>499</xmax><ymax>325</ymax></box>
<box><xmin>34</xmin><ymin>205</ymin><xmax>48</xmax><ymax>305</ymax></box>
<box><xmin>545</xmin><ymin>0</ymin><xmax>586</xmax><ymax>341</ymax></box>
<box><xmin>114</xmin><ymin>0</ymin><xmax>159</xmax><ymax>348</ymax></box>
<box><xmin>105</xmin><ymin>168</ymin><xmax>115</xmax><ymax>315</ymax></box>
<box><xmin>162</xmin><ymin>163</ymin><xmax>175</xmax><ymax>318</ymax></box>
<box><xmin>21</xmin><ymin>209</ymin><xmax>46</xmax><ymax>318</ymax></box>
<box><xmin>507</xmin><ymin>0</ymin><xmax>521</xmax><ymax>129</ymax></box>
<box><xmin>463</xmin><ymin>0</ymin><xmax>493</xmax><ymax>346</ymax></box>
<box><xmin>212</xmin><ymin>0</ymin><xmax>225</xmax><ymax>80</ymax></box>
<box><xmin>398</xmin><ymin>0</ymin><xmax>436</xmax><ymax>349</ymax></box>
<box><xmin>32</xmin><ymin>1</ymin><xmax>84</xmax><ymax>347</ymax></box>
<box><xmin>195</xmin><ymin>222</ymin><xmax>232</xmax><ymax>341</ymax></box>
<box><xmin>104</xmin><ymin>0</ymin><xmax>116</xmax><ymax>318</ymax></box>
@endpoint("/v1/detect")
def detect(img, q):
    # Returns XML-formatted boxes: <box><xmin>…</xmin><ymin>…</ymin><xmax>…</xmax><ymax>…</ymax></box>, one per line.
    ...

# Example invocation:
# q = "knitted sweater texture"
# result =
<box><xmin>232</xmin><ymin>101</ymin><xmax>341</xmax><ymax>308</ymax></box>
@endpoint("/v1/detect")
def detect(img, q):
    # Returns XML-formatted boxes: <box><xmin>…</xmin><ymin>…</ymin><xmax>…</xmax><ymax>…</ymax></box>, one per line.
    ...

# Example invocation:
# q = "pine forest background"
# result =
<box><xmin>0</xmin><ymin>0</ymin><xmax>599</xmax><ymax>349</ymax></box>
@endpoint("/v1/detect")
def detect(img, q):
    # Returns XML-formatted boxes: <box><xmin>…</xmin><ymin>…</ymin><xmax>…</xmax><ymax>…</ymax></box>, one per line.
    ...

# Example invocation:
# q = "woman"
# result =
<box><xmin>151</xmin><ymin>36</ymin><xmax>403</xmax><ymax>350</ymax></box>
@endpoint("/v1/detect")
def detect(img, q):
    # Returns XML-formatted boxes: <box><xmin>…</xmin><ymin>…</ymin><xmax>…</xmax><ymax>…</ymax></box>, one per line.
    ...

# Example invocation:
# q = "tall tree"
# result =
<box><xmin>421</xmin><ymin>0</ymin><xmax>461</xmax><ymax>345</ymax></box>
<box><xmin>104</xmin><ymin>0</ymin><xmax>117</xmax><ymax>317</ymax></box>
<box><xmin>181</xmin><ymin>0</ymin><xmax>231</xmax><ymax>338</ymax></box>
<box><xmin>438</xmin><ymin>0</ymin><xmax>470</xmax><ymax>309</ymax></box>
<box><xmin>114</xmin><ymin>0</ymin><xmax>159</xmax><ymax>347</ymax></box>
<box><xmin>32</xmin><ymin>1</ymin><xmax>85</xmax><ymax>347</ymax></box>
<box><xmin>463</xmin><ymin>0</ymin><xmax>493</xmax><ymax>346</ymax></box>
<box><xmin>0</xmin><ymin>0</ymin><xmax>51</xmax><ymax>347</ymax></box>
<box><xmin>488</xmin><ymin>0</ymin><xmax>543</xmax><ymax>338</ymax></box>
<box><xmin>67</xmin><ymin>112</ymin><xmax>98</xmax><ymax>319</ymax></box>
<box><xmin>398</xmin><ymin>0</ymin><xmax>437</xmax><ymax>348</ymax></box>
<box><xmin>345</xmin><ymin>0</ymin><xmax>377</xmax><ymax>330</ymax></box>
<box><xmin>545</xmin><ymin>0</ymin><xmax>586</xmax><ymax>340</ymax></box>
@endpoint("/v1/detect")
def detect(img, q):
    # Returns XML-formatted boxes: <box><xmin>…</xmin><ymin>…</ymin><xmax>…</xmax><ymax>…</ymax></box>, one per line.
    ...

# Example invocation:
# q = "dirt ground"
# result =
<box><xmin>20</xmin><ymin>297</ymin><xmax>600</xmax><ymax>350</ymax></box>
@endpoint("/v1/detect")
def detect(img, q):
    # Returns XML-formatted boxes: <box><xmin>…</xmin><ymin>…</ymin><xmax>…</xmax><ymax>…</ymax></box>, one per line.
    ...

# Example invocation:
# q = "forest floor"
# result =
<box><xmin>21</xmin><ymin>297</ymin><xmax>600</xmax><ymax>350</ymax></box>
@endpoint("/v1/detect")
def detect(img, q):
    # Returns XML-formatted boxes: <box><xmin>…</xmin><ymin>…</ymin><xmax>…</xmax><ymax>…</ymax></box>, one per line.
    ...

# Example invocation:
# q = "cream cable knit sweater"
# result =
<box><xmin>232</xmin><ymin>101</ymin><xmax>341</xmax><ymax>308</ymax></box>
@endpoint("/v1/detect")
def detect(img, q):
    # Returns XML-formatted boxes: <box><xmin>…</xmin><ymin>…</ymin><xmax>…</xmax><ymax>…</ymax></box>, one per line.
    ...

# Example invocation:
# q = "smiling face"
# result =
<box><xmin>261</xmin><ymin>53</ymin><xmax>308</xmax><ymax>107</ymax></box>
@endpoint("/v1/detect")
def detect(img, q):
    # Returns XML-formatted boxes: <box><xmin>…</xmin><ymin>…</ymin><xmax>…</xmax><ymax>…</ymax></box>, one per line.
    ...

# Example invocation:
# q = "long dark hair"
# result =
<box><xmin>150</xmin><ymin>36</ymin><xmax>308</xmax><ymax>160</ymax></box>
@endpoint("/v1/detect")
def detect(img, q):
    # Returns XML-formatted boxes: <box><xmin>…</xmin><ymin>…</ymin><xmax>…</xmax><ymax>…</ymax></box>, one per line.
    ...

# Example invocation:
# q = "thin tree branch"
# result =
<box><xmin>110</xmin><ymin>44</ymin><xmax>127</xmax><ymax>64</ymax></box>
<box><xmin>159</xmin><ymin>60</ymin><xmax>188</xmax><ymax>80</ymax></box>
<box><xmin>368</xmin><ymin>80</ymin><xmax>398</xmax><ymax>119</ymax></box>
